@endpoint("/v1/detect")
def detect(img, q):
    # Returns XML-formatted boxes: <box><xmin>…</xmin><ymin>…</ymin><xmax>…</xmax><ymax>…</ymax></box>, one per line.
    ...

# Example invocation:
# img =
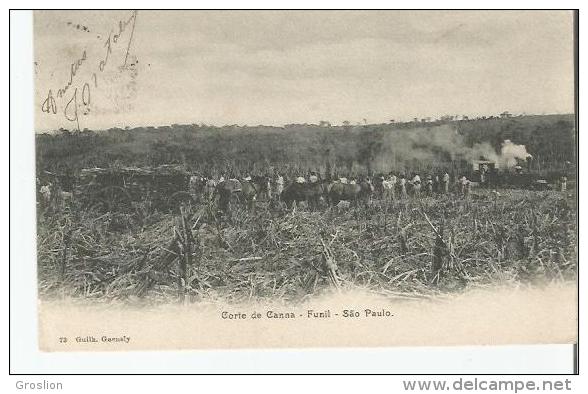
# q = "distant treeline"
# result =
<box><xmin>36</xmin><ymin>114</ymin><xmax>575</xmax><ymax>178</ymax></box>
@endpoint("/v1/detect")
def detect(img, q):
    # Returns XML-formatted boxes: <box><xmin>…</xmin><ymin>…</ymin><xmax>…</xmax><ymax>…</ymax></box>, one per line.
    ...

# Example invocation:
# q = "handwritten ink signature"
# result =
<box><xmin>40</xmin><ymin>10</ymin><xmax>138</xmax><ymax>131</ymax></box>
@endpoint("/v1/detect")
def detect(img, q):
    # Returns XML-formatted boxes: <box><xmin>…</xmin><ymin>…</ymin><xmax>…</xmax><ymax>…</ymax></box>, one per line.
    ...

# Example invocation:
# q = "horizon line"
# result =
<box><xmin>34</xmin><ymin>112</ymin><xmax>575</xmax><ymax>134</ymax></box>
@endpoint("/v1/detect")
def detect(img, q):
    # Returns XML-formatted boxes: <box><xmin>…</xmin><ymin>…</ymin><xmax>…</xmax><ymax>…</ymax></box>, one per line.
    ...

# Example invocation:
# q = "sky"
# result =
<box><xmin>34</xmin><ymin>10</ymin><xmax>575</xmax><ymax>131</ymax></box>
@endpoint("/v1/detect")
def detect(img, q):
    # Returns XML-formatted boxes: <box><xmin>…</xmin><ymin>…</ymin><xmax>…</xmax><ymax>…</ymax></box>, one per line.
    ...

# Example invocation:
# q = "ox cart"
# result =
<box><xmin>77</xmin><ymin>165</ymin><xmax>193</xmax><ymax>212</ymax></box>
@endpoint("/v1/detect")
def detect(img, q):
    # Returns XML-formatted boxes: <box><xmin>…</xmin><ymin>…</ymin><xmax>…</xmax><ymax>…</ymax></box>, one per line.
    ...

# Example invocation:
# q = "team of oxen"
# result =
<box><xmin>190</xmin><ymin>174</ymin><xmax>455</xmax><ymax>213</ymax></box>
<box><xmin>37</xmin><ymin>171</ymin><xmax>476</xmax><ymax>214</ymax></box>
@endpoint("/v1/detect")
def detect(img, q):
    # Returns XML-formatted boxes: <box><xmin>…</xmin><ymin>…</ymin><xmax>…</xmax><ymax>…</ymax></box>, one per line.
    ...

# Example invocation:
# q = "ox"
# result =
<box><xmin>280</xmin><ymin>180</ymin><xmax>328</xmax><ymax>210</ymax></box>
<box><xmin>328</xmin><ymin>179</ymin><xmax>373</xmax><ymax>206</ymax></box>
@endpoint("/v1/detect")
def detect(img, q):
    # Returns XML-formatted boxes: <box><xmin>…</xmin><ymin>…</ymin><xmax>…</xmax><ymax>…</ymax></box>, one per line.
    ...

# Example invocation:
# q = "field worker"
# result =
<box><xmin>383</xmin><ymin>172</ymin><xmax>397</xmax><ymax>200</ymax></box>
<box><xmin>560</xmin><ymin>175</ymin><xmax>568</xmax><ymax>192</ymax></box>
<box><xmin>442</xmin><ymin>172</ymin><xmax>450</xmax><ymax>194</ymax></box>
<box><xmin>296</xmin><ymin>175</ymin><xmax>306</xmax><ymax>184</ymax></box>
<box><xmin>426</xmin><ymin>175</ymin><xmax>434</xmax><ymax>195</ymax></box>
<box><xmin>243</xmin><ymin>173</ymin><xmax>252</xmax><ymax>181</ymax></box>
<box><xmin>480</xmin><ymin>164</ymin><xmax>488</xmax><ymax>185</ymax></box>
<box><xmin>460</xmin><ymin>176</ymin><xmax>470</xmax><ymax>196</ymax></box>
<box><xmin>309</xmin><ymin>172</ymin><xmax>319</xmax><ymax>183</ymax></box>
<box><xmin>219</xmin><ymin>173</ymin><xmax>226</xmax><ymax>183</ymax></box>
<box><xmin>412</xmin><ymin>173</ymin><xmax>422</xmax><ymax>197</ymax></box>
<box><xmin>399</xmin><ymin>174</ymin><xmax>407</xmax><ymax>198</ymax></box>
<box><xmin>266</xmin><ymin>176</ymin><xmax>272</xmax><ymax>200</ymax></box>
<box><xmin>349</xmin><ymin>177</ymin><xmax>357</xmax><ymax>185</ymax></box>
<box><xmin>189</xmin><ymin>175</ymin><xmax>201</xmax><ymax>193</ymax></box>
<box><xmin>433</xmin><ymin>175</ymin><xmax>440</xmax><ymax>193</ymax></box>
<box><xmin>40</xmin><ymin>183</ymin><xmax>52</xmax><ymax>207</ymax></box>
<box><xmin>276</xmin><ymin>174</ymin><xmax>284</xmax><ymax>197</ymax></box>
<box><xmin>339</xmin><ymin>176</ymin><xmax>348</xmax><ymax>184</ymax></box>
<box><xmin>36</xmin><ymin>177</ymin><xmax>41</xmax><ymax>204</ymax></box>
<box><xmin>204</xmin><ymin>177</ymin><xmax>217</xmax><ymax>200</ymax></box>
<box><xmin>390</xmin><ymin>173</ymin><xmax>398</xmax><ymax>197</ymax></box>
<box><xmin>374</xmin><ymin>174</ymin><xmax>384</xmax><ymax>196</ymax></box>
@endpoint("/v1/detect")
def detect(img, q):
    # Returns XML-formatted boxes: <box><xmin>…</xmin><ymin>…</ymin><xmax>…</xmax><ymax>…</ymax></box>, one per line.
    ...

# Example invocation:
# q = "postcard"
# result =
<box><xmin>33</xmin><ymin>10</ymin><xmax>577</xmax><ymax>351</ymax></box>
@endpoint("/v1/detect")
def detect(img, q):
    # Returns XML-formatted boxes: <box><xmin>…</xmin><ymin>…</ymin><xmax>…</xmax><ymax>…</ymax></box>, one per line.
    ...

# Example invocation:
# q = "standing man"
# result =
<box><xmin>426</xmin><ymin>175</ymin><xmax>434</xmax><ymax>196</ymax></box>
<box><xmin>384</xmin><ymin>172</ymin><xmax>397</xmax><ymax>200</ymax></box>
<box><xmin>460</xmin><ymin>175</ymin><xmax>470</xmax><ymax>197</ymax></box>
<box><xmin>276</xmin><ymin>173</ymin><xmax>285</xmax><ymax>199</ymax></box>
<box><xmin>399</xmin><ymin>174</ymin><xmax>407</xmax><ymax>198</ymax></box>
<box><xmin>40</xmin><ymin>182</ymin><xmax>52</xmax><ymax>210</ymax></box>
<box><xmin>560</xmin><ymin>175</ymin><xmax>568</xmax><ymax>192</ymax></box>
<box><xmin>442</xmin><ymin>172</ymin><xmax>450</xmax><ymax>194</ymax></box>
<box><xmin>433</xmin><ymin>174</ymin><xmax>440</xmax><ymax>194</ymax></box>
<box><xmin>412</xmin><ymin>173</ymin><xmax>422</xmax><ymax>197</ymax></box>
<box><xmin>265</xmin><ymin>172</ymin><xmax>272</xmax><ymax>201</ymax></box>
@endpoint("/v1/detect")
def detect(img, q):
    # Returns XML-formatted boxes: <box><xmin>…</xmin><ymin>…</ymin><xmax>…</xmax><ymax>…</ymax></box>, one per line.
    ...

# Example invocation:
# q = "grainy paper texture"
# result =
<box><xmin>34</xmin><ymin>10</ymin><xmax>577</xmax><ymax>351</ymax></box>
<box><xmin>39</xmin><ymin>285</ymin><xmax>576</xmax><ymax>351</ymax></box>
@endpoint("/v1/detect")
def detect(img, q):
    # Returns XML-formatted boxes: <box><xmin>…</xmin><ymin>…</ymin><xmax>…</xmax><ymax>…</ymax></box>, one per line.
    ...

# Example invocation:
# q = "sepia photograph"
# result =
<box><xmin>31</xmin><ymin>10</ymin><xmax>577</xmax><ymax>351</ymax></box>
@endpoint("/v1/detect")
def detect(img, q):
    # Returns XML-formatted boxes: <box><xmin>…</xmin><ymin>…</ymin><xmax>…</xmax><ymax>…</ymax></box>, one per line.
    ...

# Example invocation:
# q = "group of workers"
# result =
<box><xmin>374</xmin><ymin>171</ymin><xmax>471</xmax><ymax>198</ymax></box>
<box><xmin>38</xmin><ymin>165</ymin><xmax>572</xmax><ymax>213</ymax></box>
<box><xmin>189</xmin><ymin>169</ymin><xmax>474</xmax><ymax>202</ymax></box>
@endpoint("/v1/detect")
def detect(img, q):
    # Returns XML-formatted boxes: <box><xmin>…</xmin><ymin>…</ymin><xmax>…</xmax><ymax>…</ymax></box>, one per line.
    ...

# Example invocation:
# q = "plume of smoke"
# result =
<box><xmin>345</xmin><ymin>125</ymin><xmax>532</xmax><ymax>174</ymax></box>
<box><xmin>371</xmin><ymin>124</ymin><xmax>499</xmax><ymax>172</ymax></box>
<box><xmin>500</xmin><ymin>139</ymin><xmax>532</xmax><ymax>168</ymax></box>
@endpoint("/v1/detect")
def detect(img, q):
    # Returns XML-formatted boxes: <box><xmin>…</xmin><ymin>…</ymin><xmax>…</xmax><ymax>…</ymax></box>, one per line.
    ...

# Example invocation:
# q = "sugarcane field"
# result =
<box><xmin>20</xmin><ymin>8</ymin><xmax>580</xmax><ymax>367</ymax></box>
<box><xmin>35</xmin><ymin>116</ymin><xmax>577</xmax><ymax>305</ymax></box>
